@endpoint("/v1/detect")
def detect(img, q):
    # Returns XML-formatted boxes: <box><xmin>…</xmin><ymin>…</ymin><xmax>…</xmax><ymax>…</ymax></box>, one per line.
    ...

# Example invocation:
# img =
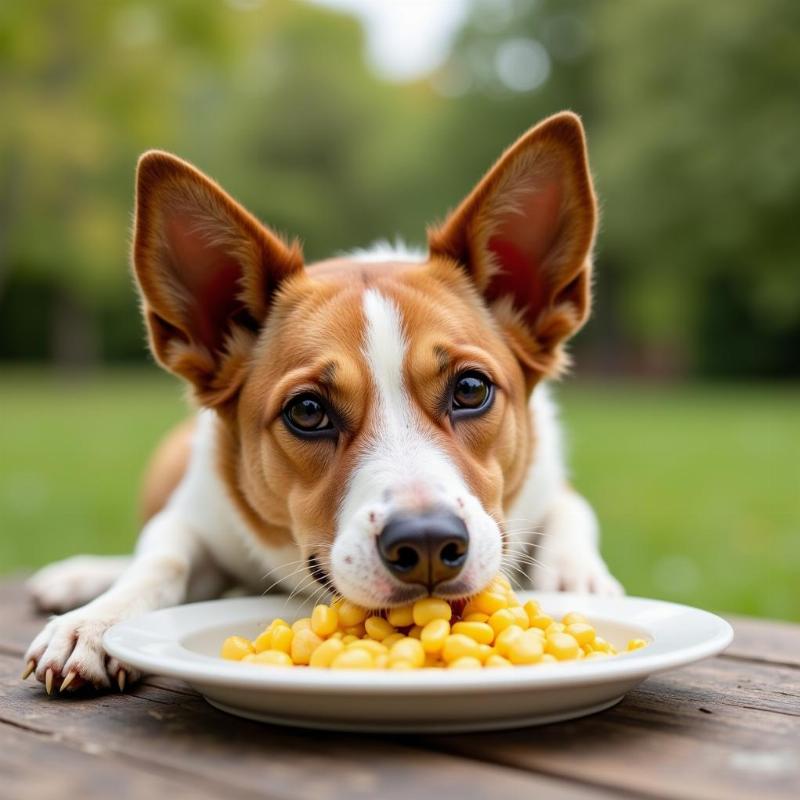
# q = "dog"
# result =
<box><xmin>23</xmin><ymin>112</ymin><xmax>622</xmax><ymax>693</ymax></box>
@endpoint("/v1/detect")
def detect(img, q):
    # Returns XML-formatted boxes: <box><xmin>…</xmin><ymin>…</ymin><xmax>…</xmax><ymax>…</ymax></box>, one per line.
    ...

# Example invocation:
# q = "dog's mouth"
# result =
<box><xmin>309</xmin><ymin>552</ymin><xmax>484</xmax><ymax>610</ymax></box>
<box><xmin>306</xmin><ymin>553</ymin><xmax>335</xmax><ymax>594</ymax></box>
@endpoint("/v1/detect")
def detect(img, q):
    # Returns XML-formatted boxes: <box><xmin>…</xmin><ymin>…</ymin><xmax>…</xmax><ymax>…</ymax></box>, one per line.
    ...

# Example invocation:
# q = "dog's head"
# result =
<box><xmin>132</xmin><ymin>112</ymin><xmax>596</xmax><ymax>608</ymax></box>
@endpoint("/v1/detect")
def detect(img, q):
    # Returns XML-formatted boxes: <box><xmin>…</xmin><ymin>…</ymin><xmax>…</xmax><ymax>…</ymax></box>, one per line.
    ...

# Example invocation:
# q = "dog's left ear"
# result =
<box><xmin>133</xmin><ymin>151</ymin><xmax>303</xmax><ymax>406</ymax></box>
<box><xmin>428</xmin><ymin>112</ymin><xmax>596</xmax><ymax>376</ymax></box>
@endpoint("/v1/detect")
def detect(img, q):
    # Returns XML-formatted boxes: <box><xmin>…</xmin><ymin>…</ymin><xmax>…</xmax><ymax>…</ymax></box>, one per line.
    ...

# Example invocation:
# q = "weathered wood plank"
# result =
<box><xmin>426</xmin><ymin>659</ymin><xmax>800</xmax><ymax>800</ymax></box>
<box><xmin>0</xmin><ymin>722</ymin><xmax>232</xmax><ymax>800</ymax></box>
<box><xmin>0</xmin><ymin>653</ymin><xmax>610</xmax><ymax>800</ymax></box>
<box><xmin>725</xmin><ymin>615</ymin><xmax>800</xmax><ymax>668</ymax></box>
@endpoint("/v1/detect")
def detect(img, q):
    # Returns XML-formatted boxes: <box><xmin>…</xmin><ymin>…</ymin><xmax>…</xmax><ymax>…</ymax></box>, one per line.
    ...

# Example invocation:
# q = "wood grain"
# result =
<box><xmin>1</xmin><ymin>576</ymin><xmax>799</xmax><ymax>799</ymax></box>
<box><xmin>0</xmin><ymin>654</ymin><xmax>603</xmax><ymax>800</ymax></box>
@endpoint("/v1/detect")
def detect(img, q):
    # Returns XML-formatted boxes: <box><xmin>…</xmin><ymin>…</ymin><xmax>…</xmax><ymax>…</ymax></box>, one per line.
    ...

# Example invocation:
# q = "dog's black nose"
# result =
<box><xmin>377</xmin><ymin>511</ymin><xmax>469</xmax><ymax>590</ymax></box>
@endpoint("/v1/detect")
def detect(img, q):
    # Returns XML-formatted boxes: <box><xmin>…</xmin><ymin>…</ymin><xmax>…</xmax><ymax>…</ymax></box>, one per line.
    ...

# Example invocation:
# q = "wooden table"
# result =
<box><xmin>1</xmin><ymin>577</ymin><xmax>798</xmax><ymax>800</ymax></box>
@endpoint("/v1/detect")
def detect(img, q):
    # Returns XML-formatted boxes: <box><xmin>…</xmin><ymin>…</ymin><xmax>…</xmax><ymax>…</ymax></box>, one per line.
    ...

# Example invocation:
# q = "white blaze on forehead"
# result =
<box><xmin>340</xmin><ymin>289</ymin><xmax>461</xmax><ymax>517</ymax></box>
<box><xmin>362</xmin><ymin>288</ymin><xmax>408</xmax><ymax>416</ymax></box>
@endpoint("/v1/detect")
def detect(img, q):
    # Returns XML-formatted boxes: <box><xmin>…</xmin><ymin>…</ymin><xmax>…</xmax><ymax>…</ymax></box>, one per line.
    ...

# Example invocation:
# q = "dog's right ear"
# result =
<box><xmin>133</xmin><ymin>151</ymin><xmax>303</xmax><ymax>406</ymax></box>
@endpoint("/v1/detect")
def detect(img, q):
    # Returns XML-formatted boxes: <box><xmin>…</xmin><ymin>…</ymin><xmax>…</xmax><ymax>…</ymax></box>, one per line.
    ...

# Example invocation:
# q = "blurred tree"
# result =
<box><xmin>0</xmin><ymin>0</ymin><xmax>797</xmax><ymax>376</ymax></box>
<box><xmin>591</xmin><ymin>0</ymin><xmax>800</xmax><ymax>375</ymax></box>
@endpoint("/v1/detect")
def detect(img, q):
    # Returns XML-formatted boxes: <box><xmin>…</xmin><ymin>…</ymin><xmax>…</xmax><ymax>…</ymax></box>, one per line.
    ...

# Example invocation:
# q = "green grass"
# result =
<box><xmin>1</xmin><ymin>369</ymin><xmax>797</xmax><ymax>620</ymax></box>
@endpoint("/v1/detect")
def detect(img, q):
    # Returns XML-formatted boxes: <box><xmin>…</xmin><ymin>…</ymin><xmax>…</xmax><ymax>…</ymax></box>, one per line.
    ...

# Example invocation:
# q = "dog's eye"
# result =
<box><xmin>451</xmin><ymin>371</ymin><xmax>493</xmax><ymax>417</ymax></box>
<box><xmin>283</xmin><ymin>394</ymin><xmax>335</xmax><ymax>438</ymax></box>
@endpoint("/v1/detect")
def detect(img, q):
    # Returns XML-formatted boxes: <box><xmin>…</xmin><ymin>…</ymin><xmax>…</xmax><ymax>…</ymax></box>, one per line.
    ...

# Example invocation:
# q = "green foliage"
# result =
<box><xmin>0</xmin><ymin>0</ymin><xmax>798</xmax><ymax>374</ymax></box>
<box><xmin>1</xmin><ymin>369</ymin><xmax>797</xmax><ymax>620</ymax></box>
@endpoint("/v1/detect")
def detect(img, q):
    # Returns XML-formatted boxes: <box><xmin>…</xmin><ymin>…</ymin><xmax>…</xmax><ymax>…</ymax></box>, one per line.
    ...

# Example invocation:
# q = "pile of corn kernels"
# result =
<box><xmin>221</xmin><ymin>574</ymin><xmax>647</xmax><ymax>670</ymax></box>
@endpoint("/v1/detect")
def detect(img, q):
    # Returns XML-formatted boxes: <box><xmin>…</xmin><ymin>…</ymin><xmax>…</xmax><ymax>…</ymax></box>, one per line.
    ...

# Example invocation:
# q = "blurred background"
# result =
<box><xmin>1</xmin><ymin>0</ymin><xmax>797</xmax><ymax>619</ymax></box>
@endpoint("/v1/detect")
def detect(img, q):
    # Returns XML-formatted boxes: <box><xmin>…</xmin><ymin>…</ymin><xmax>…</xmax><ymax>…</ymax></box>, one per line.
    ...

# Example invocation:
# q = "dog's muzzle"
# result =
<box><xmin>377</xmin><ymin>510</ymin><xmax>469</xmax><ymax>591</ymax></box>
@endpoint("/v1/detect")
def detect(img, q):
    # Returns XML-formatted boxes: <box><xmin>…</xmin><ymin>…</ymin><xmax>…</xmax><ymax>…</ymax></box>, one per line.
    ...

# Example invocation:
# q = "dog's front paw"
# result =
<box><xmin>533</xmin><ymin>550</ymin><xmax>624</xmax><ymax>596</ymax></box>
<box><xmin>23</xmin><ymin>607</ymin><xmax>140</xmax><ymax>694</ymax></box>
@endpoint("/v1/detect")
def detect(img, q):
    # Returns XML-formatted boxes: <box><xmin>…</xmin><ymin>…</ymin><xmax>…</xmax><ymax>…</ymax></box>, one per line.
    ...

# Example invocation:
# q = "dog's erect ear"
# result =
<box><xmin>133</xmin><ymin>151</ymin><xmax>303</xmax><ymax>405</ymax></box>
<box><xmin>428</xmin><ymin>112</ymin><xmax>596</xmax><ymax>376</ymax></box>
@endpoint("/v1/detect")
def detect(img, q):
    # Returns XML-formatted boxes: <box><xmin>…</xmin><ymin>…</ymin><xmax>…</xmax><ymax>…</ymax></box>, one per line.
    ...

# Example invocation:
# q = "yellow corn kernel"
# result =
<box><xmin>290</xmin><ymin>628</ymin><xmax>324</xmax><ymax>665</ymax></box>
<box><xmin>528</xmin><ymin>614</ymin><xmax>554</xmax><ymax>630</ymax></box>
<box><xmin>390</xmin><ymin>660</ymin><xmax>415</xmax><ymax>671</ymax></box>
<box><xmin>451</xmin><ymin>621</ymin><xmax>494</xmax><ymax>645</ymax></box>
<box><xmin>221</xmin><ymin>636</ymin><xmax>255</xmax><ymax>661</ymax></box>
<box><xmin>485</xmin><ymin>653</ymin><xmax>512</xmax><ymax>668</ymax></box>
<box><xmin>407</xmin><ymin>624</ymin><xmax>423</xmax><ymax>639</ymax></box>
<box><xmin>540</xmin><ymin>653</ymin><xmax>558</xmax><ymax>664</ymax></box>
<box><xmin>508</xmin><ymin>606</ymin><xmax>530</xmax><ymax>629</ymax></box>
<box><xmin>494</xmin><ymin>625</ymin><xmax>525</xmax><ymax>657</ymax></box>
<box><xmin>420</xmin><ymin>618</ymin><xmax>450</xmax><ymax>653</ymax></box>
<box><xmin>477</xmin><ymin>643</ymin><xmax>493</xmax><ymax>662</ymax></box>
<box><xmin>309</xmin><ymin>637</ymin><xmax>345</xmax><ymax>668</ymax></box>
<box><xmin>463</xmin><ymin>612</ymin><xmax>490</xmax><ymax>623</ymax></box>
<box><xmin>389</xmin><ymin>637</ymin><xmax>425</xmax><ymax>668</ymax></box>
<box><xmin>545</xmin><ymin>622</ymin><xmax>566</xmax><ymax>636</ymax></box>
<box><xmin>468</xmin><ymin>591</ymin><xmax>508</xmax><ymax>616</ymax></box>
<box><xmin>291</xmin><ymin>617</ymin><xmax>312</xmax><ymax>633</ymax></box>
<box><xmin>253</xmin><ymin>629</ymin><xmax>273</xmax><ymax>653</ymax></box>
<box><xmin>585</xmin><ymin>651</ymin><xmax>609</xmax><ymax>660</ymax></box>
<box><xmin>442</xmin><ymin>634</ymin><xmax>481</xmax><ymax>663</ymax></box>
<box><xmin>347</xmin><ymin>639</ymin><xmax>387</xmax><ymax>656</ymax></box>
<box><xmin>488</xmin><ymin>608</ymin><xmax>516</xmax><ymax>636</ymax></box>
<box><xmin>331</xmin><ymin>649</ymin><xmax>373</xmax><ymax>670</ymax></box>
<box><xmin>269</xmin><ymin>624</ymin><xmax>293</xmax><ymax>654</ymax></box>
<box><xmin>383</xmin><ymin>632</ymin><xmax>405</xmax><ymax>647</ymax></box>
<box><xmin>523</xmin><ymin>599</ymin><xmax>541</xmax><ymax>625</ymax></box>
<box><xmin>627</xmin><ymin>638</ymin><xmax>647</xmax><ymax>651</ymax></box>
<box><xmin>546</xmin><ymin>632</ymin><xmax>581</xmax><ymax>660</ymax></box>
<box><xmin>593</xmin><ymin>636</ymin><xmax>613</xmax><ymax>653</ymax></box>
<box><xmin>387</xmin><ymin>605</ymin><xmax>415</xmax><ymax>627</ymax></box>
<box><xmin>448</xmin><ymin>656</ymin><xmax>482</xmax><ymax>670</ymax></box>
<box><xmin>566</xmin><ymin>623</ymin><xmax>596</xmax><ymax>646</ymax></box>
<box><xmin>336</xmin><ymin>600</ymin><xmax>369</xmax><ymax>628</ymax></box>
<box><xmin>507</xmin><ymin>631</ymin><xmax>544</xmax><ymax>665</ymax></box>
<box><xmin>364</xmin><ymin>616</ymin><xmax>395</xmax><ymax>641</ymax></box>
<box><xmin>374</xmin><ymin>654</ymin><xmax>389</xmax><ymax>669</ymax></box>
<box><xmin>310</xmin><ymin>604</ymin><xmax>339</xmax><ymax>638</ymax></box>
<box><xmin>562</xmin><ymin>611</ymin><xmax>588</xmax><ymax>626</ymax></box>
<box><xmin>341</xmin><ymin>634</ymin><xmax>358</xmax><ymax>644</ymax></box>
<box><xmin>424</xmin><ymin>653</ymin><xmax>441</xmax><ymax>668</ymax></box>
<box><xmin>412</xmin><ymin>597</ymin><xmax>452</xmax><ymax>626</ymax></box>
<box><xmin>494</xmin><ymin>573</ymin><xmax>512</xmax><ymax>590</ymax></box>
<box><xmin>343</xmin><ymin>623</ymin><xmax>367</xmax><ymax>638</ymax></box>
<box><xmin>243</xmin><ymin>650</ymin><xmax>292</xmax><ymax>667</ymax></box>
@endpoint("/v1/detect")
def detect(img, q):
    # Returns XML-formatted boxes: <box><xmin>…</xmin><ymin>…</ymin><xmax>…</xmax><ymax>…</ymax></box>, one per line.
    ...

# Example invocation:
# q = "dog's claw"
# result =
<box><xmin>60</xmin><ymin>670</ymin><xmax>76</xmax><ymax>692</ymax></box>
<box><xmin>21</xmin><ymin>659</ymin><xmax>35</xmax><ymax>680</ymax></box>
<box><xmin>45</xmin><ymin>668</ymin><xmax>53</xmax><ymax>695</ymax></box>
<box><xmin>117</xmin><ymin>669</ymin><xmax>126</xmax><ymax>693</ymax></box>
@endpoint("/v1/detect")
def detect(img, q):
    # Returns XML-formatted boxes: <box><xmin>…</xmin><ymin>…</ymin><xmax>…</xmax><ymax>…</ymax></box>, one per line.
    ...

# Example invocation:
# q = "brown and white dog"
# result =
<box><xmin>24</xmin><ymin>112</ymin><xmax>621</xmax><ymax>693</ymax></box>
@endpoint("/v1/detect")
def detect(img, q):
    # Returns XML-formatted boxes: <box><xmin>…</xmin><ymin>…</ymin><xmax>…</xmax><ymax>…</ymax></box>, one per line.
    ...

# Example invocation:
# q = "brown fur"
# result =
<box><xmin>139</xmin><ymin>418</ymin><xmax>195</xmax><ymax>522</ymax></box>
<box><xmin>133</xmin><ymin>112</ymin><xmax>597</xmax><ymax>577</ymax></box>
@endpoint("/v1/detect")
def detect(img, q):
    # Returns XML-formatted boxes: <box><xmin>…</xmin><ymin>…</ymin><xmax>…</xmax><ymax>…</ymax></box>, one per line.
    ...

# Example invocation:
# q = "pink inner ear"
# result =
<box><xmin>167</xmin><ymin>214</ymin><xmax>244</xmax><ymax>350</ymax></box>
<box><xmin>486</xmin><ymin>179</ymin><xmax>563</xmax><ymax>317</ymax></box>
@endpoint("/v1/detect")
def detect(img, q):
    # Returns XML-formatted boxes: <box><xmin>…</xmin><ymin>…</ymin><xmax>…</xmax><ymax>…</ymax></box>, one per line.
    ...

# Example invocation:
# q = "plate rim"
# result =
<box><xmin>103</xmin><ymin>592</ymin><xmax>734</xmax><ymax>695</ymax></box>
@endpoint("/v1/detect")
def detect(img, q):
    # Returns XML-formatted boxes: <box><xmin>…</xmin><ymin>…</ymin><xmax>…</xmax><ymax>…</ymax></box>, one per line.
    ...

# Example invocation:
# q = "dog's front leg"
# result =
<box><xmin>23</xmin><ymin>509</ymin><xmax>221</xmax><ymax>693</ymax></box>
<box><xmin>530</xmin><ymin>488</ymin><xmax>624</xmax><ymax>596</ymax></box>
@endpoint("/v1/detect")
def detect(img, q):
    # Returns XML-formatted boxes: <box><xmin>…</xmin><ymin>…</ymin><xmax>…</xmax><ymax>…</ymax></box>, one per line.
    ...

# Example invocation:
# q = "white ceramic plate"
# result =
<box><xmin>104</xmin><ymin>592</ymin><xmax>732</xmax><ymax>733</ymax></box>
